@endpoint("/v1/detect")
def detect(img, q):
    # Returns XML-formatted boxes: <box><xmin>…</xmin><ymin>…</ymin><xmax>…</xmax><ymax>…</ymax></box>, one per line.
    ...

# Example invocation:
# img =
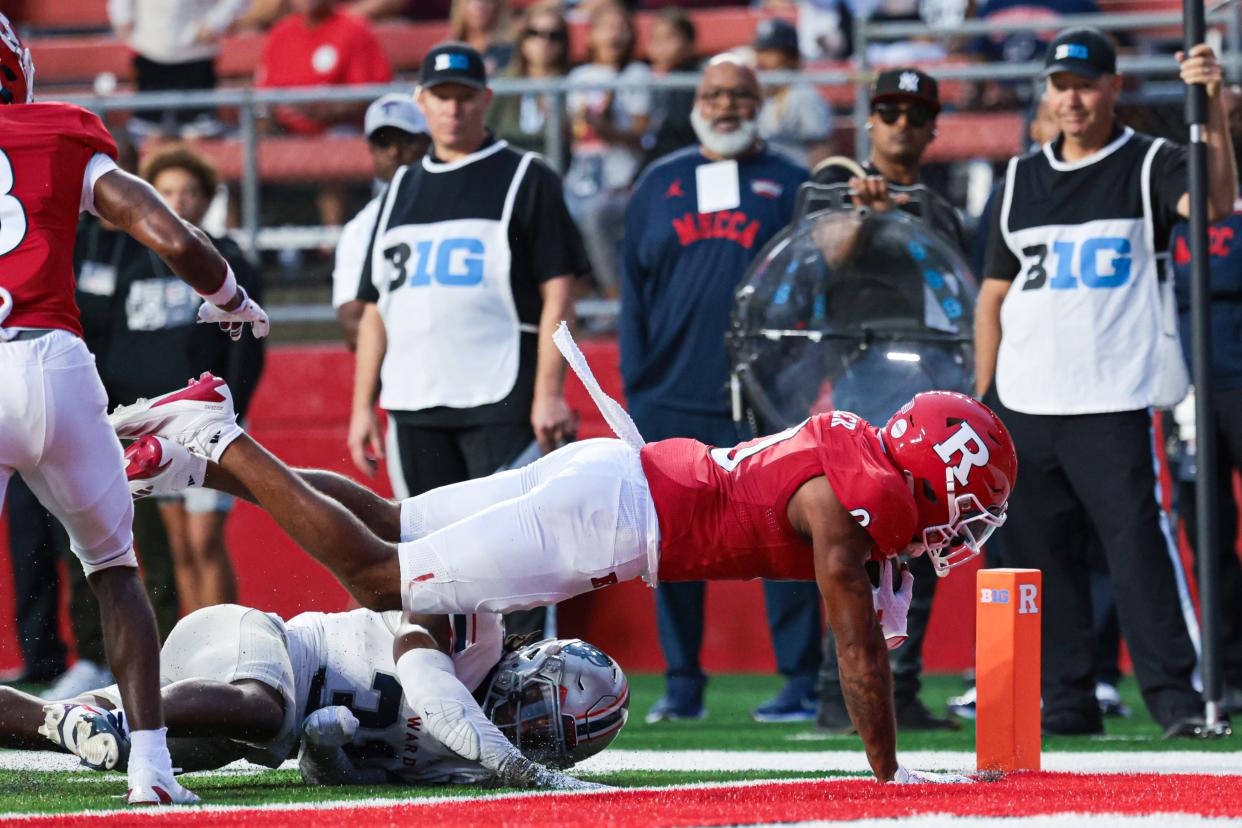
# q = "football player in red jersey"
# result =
<box><xmin>0</xmin><ymin>14</ymin><xmax>269</xmax><ymax>805</ymax></box>
<box><xmin>112</xmin><ymin>326</ymin><xmax>1016</xmax><ymax>784</ymax></box>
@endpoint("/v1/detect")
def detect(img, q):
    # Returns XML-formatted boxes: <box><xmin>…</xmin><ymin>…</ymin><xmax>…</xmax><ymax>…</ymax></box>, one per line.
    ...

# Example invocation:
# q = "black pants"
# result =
<box><xmin>818</xmin><ymin>550</ymin><xmax>939</xmax><ymax>710</ymax></box>
<box><xmin>390</xmin><ymin>418</ymin><xmax>544</xmax><ymax>637</ymax></box>
<box><xmin>5</xmin><ymin>476</ymin><xmax>68</xmax><ymax>679</ymax></box>
<box><xmin>991</xmin><ymin>394</ymin><xmax>1202</xmax><ymax>727</ymax></box>
<box><xmin>133</xmin><ymin>56</ymin><xmax>216</xmax><ymax>126</ymax></box>
<box><xmin>1177</xmin><ymin>386</ymin><xmax>1242</xmax><ymax>687</ymax></box>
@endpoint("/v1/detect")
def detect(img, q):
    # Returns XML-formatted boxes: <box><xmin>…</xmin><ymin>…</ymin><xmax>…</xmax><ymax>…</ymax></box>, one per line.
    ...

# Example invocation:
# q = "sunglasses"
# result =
<box><xmin>525</xmin><ymin>27</ymin><xmax>566</xmax><ymax>41</ymax></box>
<box><xmin>873</xmin><ymin>102</ymin><xmax>934</xmax><ymax>128</ymax></box>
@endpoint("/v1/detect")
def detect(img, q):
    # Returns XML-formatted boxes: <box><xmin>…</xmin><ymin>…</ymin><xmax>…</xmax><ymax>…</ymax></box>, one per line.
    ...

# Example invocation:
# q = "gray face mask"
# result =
<box><xmin>691</xmin><ymin>107</ymin><xmax>760</xmax><ymax>158</ymax></box>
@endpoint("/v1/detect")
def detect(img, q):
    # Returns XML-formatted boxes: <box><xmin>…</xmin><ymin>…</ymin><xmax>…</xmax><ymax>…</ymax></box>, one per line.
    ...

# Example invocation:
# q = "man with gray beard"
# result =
<box><xmin>619</xmin><ymin>55</ymin><xmax>820</xmax><ymax>723</ymax></box>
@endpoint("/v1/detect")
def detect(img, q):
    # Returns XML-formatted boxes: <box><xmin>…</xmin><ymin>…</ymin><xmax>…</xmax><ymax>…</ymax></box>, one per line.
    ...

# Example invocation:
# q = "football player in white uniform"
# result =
<box><xmin>0</xmin><ymin>603</ymin><xmax>627</xmax><ymax>789</ymax></box>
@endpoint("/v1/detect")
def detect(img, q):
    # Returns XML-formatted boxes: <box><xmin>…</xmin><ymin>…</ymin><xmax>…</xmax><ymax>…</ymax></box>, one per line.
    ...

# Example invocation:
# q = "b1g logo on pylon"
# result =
<box><xmin>980</xmin><ymin>588</ymin><xmax>1010</xmax><ymax>604</ymax></box>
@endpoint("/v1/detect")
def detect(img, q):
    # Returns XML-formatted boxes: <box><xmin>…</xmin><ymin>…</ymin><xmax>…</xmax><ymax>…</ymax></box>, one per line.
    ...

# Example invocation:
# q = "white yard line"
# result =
<box><xmin>1</xmin><ymin>749</ymin><xmax>1238</xmax><ymax>777</ymax></box>
<box><xmin>575</xmin><ymin>750</ymin><xmax>1242</xmax><ymax>776</ymax></box>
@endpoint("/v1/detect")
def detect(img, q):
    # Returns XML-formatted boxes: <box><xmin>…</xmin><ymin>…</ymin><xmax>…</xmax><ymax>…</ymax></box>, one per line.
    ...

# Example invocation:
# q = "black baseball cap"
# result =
<box><xmin>753</xmin><ymin>18</ymin><xmax>799</xmax><ymax>56</ymax></box>
<box><xmin>1042</xmin><ymin>27</ymin><xmax>1117</xmax><ymax>79</ymax></box>
<box><xmin>871</xmin><ymin>68</ymin><xmax>940</xmax><ymax>114</ymax></box>
<box><xmin>419</xmin><ymin>42</ymin><xmax>487</xmax><ymax>90</ymax></box>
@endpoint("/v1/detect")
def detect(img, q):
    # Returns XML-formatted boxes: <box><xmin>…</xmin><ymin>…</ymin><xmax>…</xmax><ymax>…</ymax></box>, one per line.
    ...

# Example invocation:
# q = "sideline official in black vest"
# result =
<box><xmin>348</xmin><ymin>44</ymin><xmax>590</xmax><ymax>635</ymax></box>
<box><xmin>975</xmin><ymin>28</ymin><xmax>1237</xmax><ymax>737</ymax></box>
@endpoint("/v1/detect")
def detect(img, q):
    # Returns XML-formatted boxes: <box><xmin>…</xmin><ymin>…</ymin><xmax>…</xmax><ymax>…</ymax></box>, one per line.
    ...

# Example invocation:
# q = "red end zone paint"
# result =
<box><xmin>10</xmin><ymin>773</ymin><xmax>1242</xmax><ymax>827</ymax></box>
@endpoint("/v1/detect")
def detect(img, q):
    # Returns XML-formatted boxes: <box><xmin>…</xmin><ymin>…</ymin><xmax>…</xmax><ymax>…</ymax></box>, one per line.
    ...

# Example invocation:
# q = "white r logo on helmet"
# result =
<box><xmin>933</xmin><ymin>422</ymin><xmax>990</xmax><ymax>486</ymax></box>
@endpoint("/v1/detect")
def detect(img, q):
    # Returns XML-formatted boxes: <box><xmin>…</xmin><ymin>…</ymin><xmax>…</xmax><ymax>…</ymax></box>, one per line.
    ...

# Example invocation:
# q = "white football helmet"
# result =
<box><xmin>481</xmin><ymin>638</ymin><xmax>628</xmax><ymax>768</ymax></box>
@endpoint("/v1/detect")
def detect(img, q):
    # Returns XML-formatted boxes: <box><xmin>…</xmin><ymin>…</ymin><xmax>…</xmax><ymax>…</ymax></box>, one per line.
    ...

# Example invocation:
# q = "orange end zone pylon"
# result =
<box><xmin>976</xmin><ymin>568</ymin><xmax>1042</xmax><ymax>773</ymax></box>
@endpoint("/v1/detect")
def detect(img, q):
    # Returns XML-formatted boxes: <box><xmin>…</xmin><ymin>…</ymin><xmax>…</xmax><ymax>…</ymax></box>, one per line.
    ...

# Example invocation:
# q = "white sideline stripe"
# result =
<box><xmin>576</xmin><ymin>750</ymin><xmax>1242</xmax><ymax>776</ymax></box>
<box><xmin>3</xmin><ymin>749</ymin><xmax>1241</xmax><ymax>776</ymax></box>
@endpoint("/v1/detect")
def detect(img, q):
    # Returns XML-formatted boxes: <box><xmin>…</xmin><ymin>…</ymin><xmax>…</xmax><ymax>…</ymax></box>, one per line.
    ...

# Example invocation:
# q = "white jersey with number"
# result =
<box><xmin>285</xmin><ymin>608</ymin><xmax>503</xmax><ymax>784</ymax></box>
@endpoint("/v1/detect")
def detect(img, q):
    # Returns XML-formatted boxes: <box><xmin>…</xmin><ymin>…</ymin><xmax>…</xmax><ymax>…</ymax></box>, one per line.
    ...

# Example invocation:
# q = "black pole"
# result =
<box><xmin>1183</xmin><ymin>0</ymin><xmax>1225</xmax><ymax>732</ymax></box>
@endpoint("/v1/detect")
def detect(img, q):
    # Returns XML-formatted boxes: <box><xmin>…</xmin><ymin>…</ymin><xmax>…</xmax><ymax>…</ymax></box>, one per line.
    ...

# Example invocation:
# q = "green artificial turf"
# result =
<box><xmin>0</xmin><ymin>672</ymin><xmax>1233</xmax><ymax>816</ymax></box>
<box><xmin>611</xmin><ymin>673</ymin><xmax>1240</xmax><ymax>753</ymax></box>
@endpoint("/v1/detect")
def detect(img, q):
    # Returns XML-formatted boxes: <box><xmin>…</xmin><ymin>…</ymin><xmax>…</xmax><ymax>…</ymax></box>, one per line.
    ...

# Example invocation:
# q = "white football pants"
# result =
<box><xmin>397</xmin><ymin>438</ymin><xmax>659</xmax><ymax>614</ymax></box>
<box><xmin>0</xmin><ymin>331</ymin><xmax>137</xmax><ymax>574</ymax></box>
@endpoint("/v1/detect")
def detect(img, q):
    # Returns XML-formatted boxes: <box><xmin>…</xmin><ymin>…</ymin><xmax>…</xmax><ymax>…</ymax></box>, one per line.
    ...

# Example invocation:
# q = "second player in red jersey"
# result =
<box><xmin>0</xmin><ymin>14</ymin><xmax>272</xmax><ymax>807</ymax></box>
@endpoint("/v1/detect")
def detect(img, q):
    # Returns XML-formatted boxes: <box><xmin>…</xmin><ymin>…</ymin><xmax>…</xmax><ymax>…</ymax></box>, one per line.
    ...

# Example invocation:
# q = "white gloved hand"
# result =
<box><xmin>872</xmin><ymin>559</ymin><xmax>914</xmax><ymax>650</ymax></box>
<box><xmin>890</xmin><ymin>764</ymin><xmax>975</xmax><ymax>784</ymax></box>
<box><xmin>197</xmin><ymin>285</ymin><xmax>271</xmax><ymax>340</ymax></box>
<box><xmin>301</xmin><ymin>705</ymin><xmax>359</xmax><ymax>748</ymax></box>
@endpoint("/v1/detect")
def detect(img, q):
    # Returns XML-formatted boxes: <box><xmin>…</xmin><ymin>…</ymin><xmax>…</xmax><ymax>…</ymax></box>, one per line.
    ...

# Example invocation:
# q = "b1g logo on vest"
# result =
<box><xmin>1019</xmin><ymin>236</ymin><xmax>1131</xmax><ymax>291</ymax></box>
<box><xmin>933</xmin><ymin>423</ymin><xmax>990</xmax><ymax>486</ymax></box>
<box><xmin>384</xmin><ymin>237</ymin><xmax>485</xmax><ymax>290</ymax></box>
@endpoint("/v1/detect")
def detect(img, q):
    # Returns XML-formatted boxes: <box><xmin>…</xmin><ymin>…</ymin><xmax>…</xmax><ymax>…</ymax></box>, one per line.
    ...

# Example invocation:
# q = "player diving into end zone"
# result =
<box><xmin>0</xmin><ymin>604</ymin><xmax>625</xmax><ymax>790</ymax></box>
<box><xmin>110</xmin><ymin>324</ymin><xmax>1017</xmax><ymax>784</ymax></box>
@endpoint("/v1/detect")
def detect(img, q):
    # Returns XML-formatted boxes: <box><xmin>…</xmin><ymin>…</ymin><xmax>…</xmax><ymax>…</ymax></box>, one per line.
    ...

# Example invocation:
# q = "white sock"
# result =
<box><xmin>128</xmin><ymin>728</ymin><xmax>174</xmax><ymax>775</ymax></box>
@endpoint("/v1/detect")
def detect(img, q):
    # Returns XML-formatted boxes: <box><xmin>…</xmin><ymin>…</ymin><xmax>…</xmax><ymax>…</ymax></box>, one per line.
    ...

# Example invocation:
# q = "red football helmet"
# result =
<box><xmin>881</xmin><ymin>391</ymin><xmax>1017</xmax><ymax>577</ymax></box>
<box><xmin>0</xmin><ymin>13</ymin><xmax>34</xmax><ymax>105</ymax></box>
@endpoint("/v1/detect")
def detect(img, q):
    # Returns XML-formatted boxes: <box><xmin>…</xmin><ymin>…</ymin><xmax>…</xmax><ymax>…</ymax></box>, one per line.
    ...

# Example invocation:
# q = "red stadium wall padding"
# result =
<box><xmin>6</xmin><ymin>340</ymin><xmax>1228</xmax><ymax>676</ymax></box>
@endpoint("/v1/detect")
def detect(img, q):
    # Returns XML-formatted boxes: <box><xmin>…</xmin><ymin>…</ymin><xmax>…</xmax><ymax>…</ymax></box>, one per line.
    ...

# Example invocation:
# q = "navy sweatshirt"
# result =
<box><xmin>1170</xmin><ymin>203</ymin><xmax>1242</xmax><ymax>390</ymax></box>
<box><xmin>620</xmin><ymin>145</ymin><xmax>807</xmax><ymax>415</ymax></box>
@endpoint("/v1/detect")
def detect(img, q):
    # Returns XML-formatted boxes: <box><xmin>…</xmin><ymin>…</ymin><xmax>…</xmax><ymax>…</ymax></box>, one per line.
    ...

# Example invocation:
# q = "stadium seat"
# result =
<box><xmin>17</xmin><ymin>0</ymin><xmax>109</xmax><ymax>32</ymax></box>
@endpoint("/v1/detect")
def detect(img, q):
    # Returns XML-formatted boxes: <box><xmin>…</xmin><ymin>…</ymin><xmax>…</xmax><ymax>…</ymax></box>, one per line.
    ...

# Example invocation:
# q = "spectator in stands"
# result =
<box><xmin>487</xmin><ymin>4</ymin><xmax>572</xmax><ymax>166</ymax></box>
<box><xmin>136</xmin><ymin>145</ymin><xmax>266</xmax><ymax>613</ymax></box>
<box><xmin>333</xmin><ymin>94</ymin><xmax>430</xmax><ymax>354</ymax></box>
<box><xmin>564</xmin><ymin>2</ymin><xmax>651</xmax><ymax>297</ymax></box>
<box><xmin>975</xmin><ymin>29</ymin><xmax>1234</xmax><ymax>737</ymax></box>
<box><xmin>109</xmin><ymin>0</ymin><xmax>250</xmax><ymax>139</ymax></box>
<box><xmin>752</xmin><ymin>18</ymin><xmax>833</xmax><ymax>168</ymax></box>
<box><xmin>642</xmin><ymin>8</ymin><xmax>699</xmax><ymax>167</ymax></box>
<box><xmin>809</xmin><ymin>68</ymin><xmax>964</xmax><ymax>734</ymax></box>
<box><xmin>621</xmin><ymin>55</ymin><xmax>812</xmax><ymax>724</ymax></box>
<box><xmin>39</xmin><ymin>134</ymin><xmax>182</xmax><ymax>702</ymax></box>
<box><xmin>255</xmin><ymin>0</ymin><xmax>393</xmax><ymax>230</ymax></box>
<box><xmin>450</xmin><ymin>0</ymin><xmax>514</xmax><ymax>75</ymax></box>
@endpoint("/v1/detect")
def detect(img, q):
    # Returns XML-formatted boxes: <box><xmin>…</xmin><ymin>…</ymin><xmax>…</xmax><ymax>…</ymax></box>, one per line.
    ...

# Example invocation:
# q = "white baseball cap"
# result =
<box><xmin>364</xmin><ymin>93</ymin><xmax>428</xmax><ymax>138</ymax></box>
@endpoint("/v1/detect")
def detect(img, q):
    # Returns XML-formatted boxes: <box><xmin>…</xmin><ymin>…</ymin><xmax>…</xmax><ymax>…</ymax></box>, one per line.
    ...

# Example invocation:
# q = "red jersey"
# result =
<box><xmin>256</xmin><ymin>10</ymin><xmax>393</xmax><ymax>135</ymax></box>
<box><xmin>0</xmin><ymin>102</ymin><xmax>117</xmax><ymax>337</ymax></box>
<box><xmin>640</xmin><ymin>412</ymin><xmax>918</xmax><ymax>581</ymax></box>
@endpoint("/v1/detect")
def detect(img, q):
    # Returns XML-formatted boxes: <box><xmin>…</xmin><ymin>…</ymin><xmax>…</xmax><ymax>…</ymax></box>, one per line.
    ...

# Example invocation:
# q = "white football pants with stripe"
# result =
<box><xmin>396</xmin><ymin>438</ymin><xmax>658</xmax><ymax>615</ymax></box>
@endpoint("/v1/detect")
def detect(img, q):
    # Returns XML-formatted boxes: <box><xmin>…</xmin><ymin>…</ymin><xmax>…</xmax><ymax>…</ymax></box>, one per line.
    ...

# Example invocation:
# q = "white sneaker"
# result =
<box><xmin>39</xmin><ymin>703</ymin><xmax>130</xmax><ymax>771</ymax></box>
<box><xmin>45</xmin><ymin>661</ymin><xmax>114</xmax><ymax>701</ymax></box>
<box><xmin>124</xmin><ymin>436</ymin><xmax>208</xmax><ymax>499</ymax></box>
<box><xmin>126</xmin><ymin>764</ymin><xmax>200</xmax><ymax>806</ymax></box>
<box><xmin>109</xmin><ymin>373</ymin><xmax>242</xmax><ymax>463</ymax></box>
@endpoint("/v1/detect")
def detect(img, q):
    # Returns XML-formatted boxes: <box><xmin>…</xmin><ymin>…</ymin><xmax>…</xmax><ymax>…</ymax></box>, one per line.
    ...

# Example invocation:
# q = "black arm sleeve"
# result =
<box><xmin>510</xmin><ymin>158</ymin><xmax>592</xmax><ymax>283</ymax></box>
<box><xmin>982</xmin><ymin>190</ymin><xmax>1021</xmax><ymax>282</ymax></box>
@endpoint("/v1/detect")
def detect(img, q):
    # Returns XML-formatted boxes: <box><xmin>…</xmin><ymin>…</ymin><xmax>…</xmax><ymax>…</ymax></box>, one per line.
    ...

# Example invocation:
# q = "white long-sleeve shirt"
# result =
<box><xmin>108</xmin><ymin>0</ymin><xmax>250</xmax><ymax>64</ymax></box>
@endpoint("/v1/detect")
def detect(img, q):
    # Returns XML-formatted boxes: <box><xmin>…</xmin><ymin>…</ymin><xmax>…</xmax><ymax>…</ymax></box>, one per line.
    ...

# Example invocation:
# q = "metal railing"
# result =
<box><xmin>53</xmin><ymin>7</ymin><xmax>1242</xmax><ymax>325</ymax></box>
